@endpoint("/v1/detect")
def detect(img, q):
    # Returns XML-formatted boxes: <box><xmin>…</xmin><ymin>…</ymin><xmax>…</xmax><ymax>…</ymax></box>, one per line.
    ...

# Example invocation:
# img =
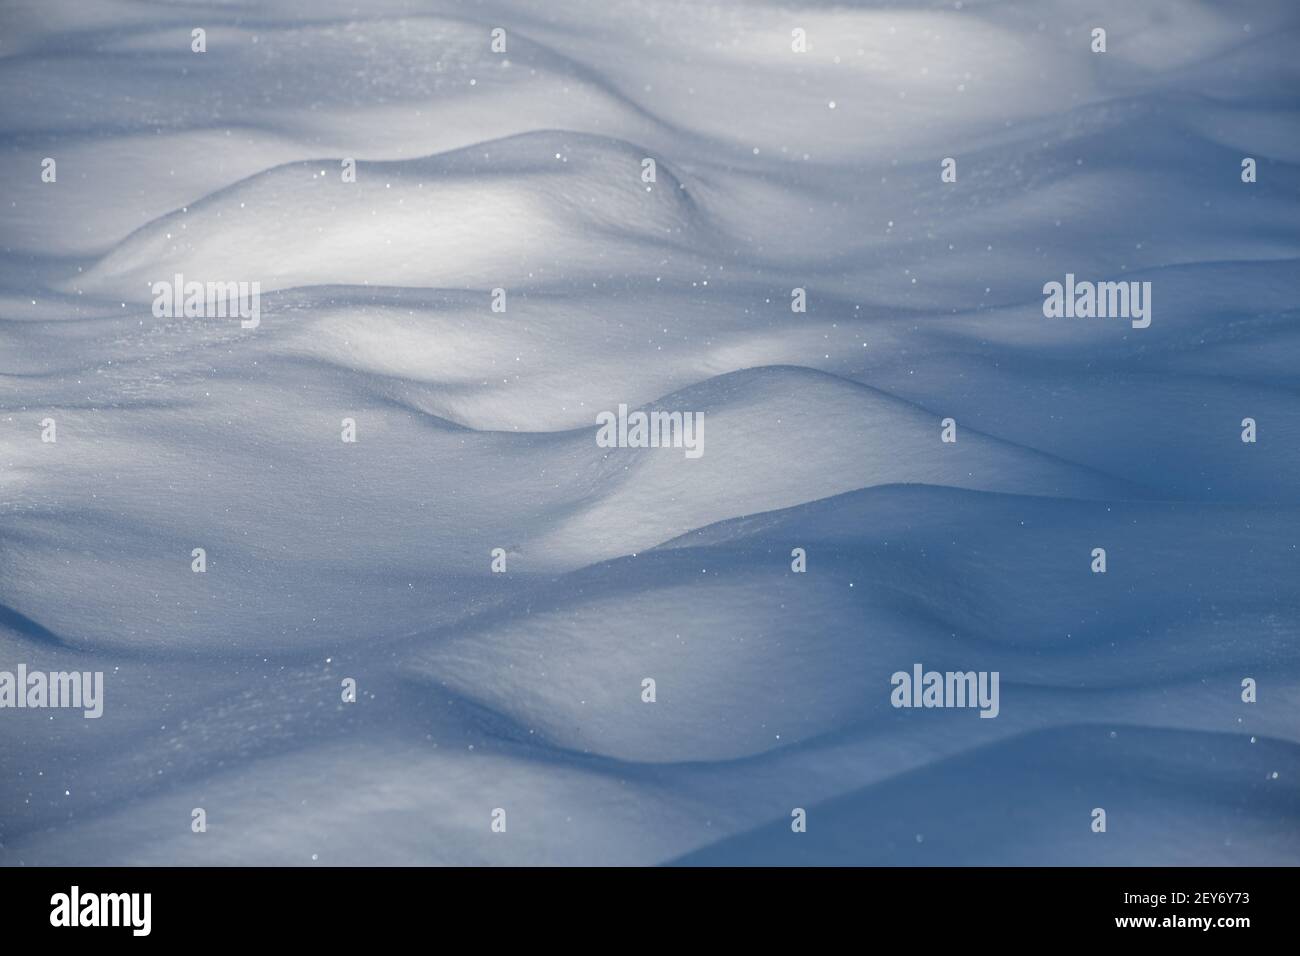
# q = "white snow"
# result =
<box><xmin>1</xmin><ymin>0</ymin><xmax>1297</xmax><ymax>865</ymax></box>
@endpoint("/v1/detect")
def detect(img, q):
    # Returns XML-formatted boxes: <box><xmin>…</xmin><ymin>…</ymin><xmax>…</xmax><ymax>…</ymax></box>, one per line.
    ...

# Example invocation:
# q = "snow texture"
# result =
<box><xmin>1</xmin><ymin>0</ymin><xmax>1298</xmax><ymax>865</ymax></box>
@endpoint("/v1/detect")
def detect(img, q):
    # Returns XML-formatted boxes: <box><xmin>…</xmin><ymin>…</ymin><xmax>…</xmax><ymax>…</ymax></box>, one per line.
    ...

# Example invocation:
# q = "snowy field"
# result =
<box><xmin>1</xmin><ymin>0</ymin><xmax>1298</xmax><ymax>865</ymax></box>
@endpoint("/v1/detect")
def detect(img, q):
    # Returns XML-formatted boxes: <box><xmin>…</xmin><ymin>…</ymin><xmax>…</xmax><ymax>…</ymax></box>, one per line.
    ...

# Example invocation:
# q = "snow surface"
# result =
<box><xmin>1</xmin><ymin>0</ymin><xmax>1297</xmax><ymax>865</ymax></box>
